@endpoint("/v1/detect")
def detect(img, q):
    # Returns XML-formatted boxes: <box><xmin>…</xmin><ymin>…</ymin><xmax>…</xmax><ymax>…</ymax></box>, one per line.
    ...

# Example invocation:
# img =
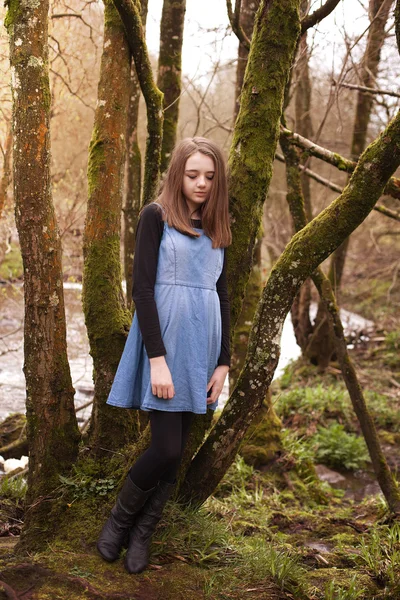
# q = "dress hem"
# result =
<box><xmin>106</xmin><ymin>400</ymin><xmax>216</xmax><ymax>415</ymax></box>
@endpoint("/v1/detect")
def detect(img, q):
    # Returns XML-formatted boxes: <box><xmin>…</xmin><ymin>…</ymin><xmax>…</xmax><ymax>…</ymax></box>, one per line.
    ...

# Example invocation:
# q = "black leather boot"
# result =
<box><xmin>97</xmin><ymin>476</ymin><xmax>156</xmax><ymax>562</ymax></box>
<box><xmin>124</xmin><ymin>479</ymin><xmax>176</xmax><ymax>574</ymax></box>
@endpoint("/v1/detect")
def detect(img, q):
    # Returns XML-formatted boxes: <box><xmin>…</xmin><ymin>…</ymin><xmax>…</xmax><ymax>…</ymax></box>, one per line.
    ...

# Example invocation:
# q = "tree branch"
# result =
<box><xmin>226</xmin><ymin>0</ymin><xmax>251</xmax><ymax>50</ymax></box>
<box><xmin>332</xmin><ymin>78</ymin><xmax>400</xmax><ymax>99</ymax></box>
<box><xmin>281</xmin><ymin>126</ymin><xmax>400</xmax><ymax>201</ymax></box>
<box><xmin>301</xmin><ymin>0</ymin><xmax>342</xmax><ymax>33</ymax></box>
<box><xmin>112</xmin><ymin>0</ymin><xmax>163</xmax><ymax>204</ymax></box>
<box><xmin>275</xmin><ymin>152</ymin><xmax>400</xmax><ymax>222</ymax></box>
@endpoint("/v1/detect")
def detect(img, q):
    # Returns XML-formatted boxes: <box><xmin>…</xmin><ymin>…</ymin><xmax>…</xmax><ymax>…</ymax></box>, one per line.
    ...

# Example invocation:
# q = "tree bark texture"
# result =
<box><xmin>180</xmin><ymin>110</ymin><xmax>400</xmax><ymax>506</ymax></box>
<box><xmin>157</xmin><ymin>0</ymin><xmax>186</xmax><ymax>174</ymax></box>
<box><xmin>5</xmin><ymin>0</ymin><xmax>80</xmax><ymax>549</ymax></box>
<box><xmin>227</xmin><ymin>0</ymin><xmax>301</xmax><ymax>333</ymax></box>
<box><xmin>123</xmin><ymin>0</ymin><xmax>149</xmax><ymax>310</ymax></box>
<box><xmin>0</xmin><ymin>124</ymin><xmax>12</xmax><ymax>219</ymax></box>
<box><xmin>233</xmin><ymin>0</ymin><xmax>260</xmax><ymax>121</ymax></box>
<box><xmin>113</xmin><ymin>0</ymin><xmax>164</xmax><ymax>205</ymax></box>
<box><xmin>83</xmin><ymin>0</ymin><xmax>138</xmax><ymax>453</ymax></box>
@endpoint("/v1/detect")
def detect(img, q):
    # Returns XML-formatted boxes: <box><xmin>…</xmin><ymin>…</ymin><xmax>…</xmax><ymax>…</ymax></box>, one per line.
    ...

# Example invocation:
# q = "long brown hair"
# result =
<box><xmin>149</xmin><ymin>137</ymin><xmax>232</xmax><ymax>249</ymax></box>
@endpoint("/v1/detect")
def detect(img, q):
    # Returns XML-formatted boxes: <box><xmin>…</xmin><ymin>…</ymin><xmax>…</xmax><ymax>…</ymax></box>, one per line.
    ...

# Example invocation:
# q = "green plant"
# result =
<box><xmin>385</xmin><ymin>330</ymin><xmax>400</xmax><ymax>352</ymax></box>
<box><xmin>215</xmin><ymin>454</ymin><xmax>255</xmax><ymax>495</ymax></box>
<box><xmin>239</xmin><ymin>537</ymin><xmax>307</xmax><ymax>594</ymax></box>
<box><xmin>354</xmin><ymin>523</ymin><xmax>400</xmax><ymax>590</ymax></box>
<box><xmin>324</xmin><ymin>574</ymin><xmax>366</xmax><ymax>600</ymax></box>
<box><xmin>0</xmin><ymin>475</ymin><xmax>27</xmax><ymax>500</ymax></box>
<box><xmin>313</xmin><ymin>424</ymin><xmax>369</xmax><ymax>470</ymax></box>
<box><xmin>276</xmin><ymin>384</ymin><xmax>353</xmax><ymax>430</ymax></box>
<box><xmin>68</xmin><ymin>566</ymin><xmax>94</xmax><ymax>579</ymax></box>
<box><xmin>58</xmin><ymin>474</ymin><xmax>117</xmax><ymax>500</ymax></box>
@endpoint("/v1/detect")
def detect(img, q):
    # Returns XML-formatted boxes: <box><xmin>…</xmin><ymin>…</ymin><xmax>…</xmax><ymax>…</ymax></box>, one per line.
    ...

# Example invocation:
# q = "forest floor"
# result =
<box><xmin>1</xmin><ymin>235</ymin><xmax>400</xmax><ymax>599</ymax></box>
<box><xmin>1</xmin><ymin>327</ymin><xmax>400</xmax><ymax>599</ymax></box>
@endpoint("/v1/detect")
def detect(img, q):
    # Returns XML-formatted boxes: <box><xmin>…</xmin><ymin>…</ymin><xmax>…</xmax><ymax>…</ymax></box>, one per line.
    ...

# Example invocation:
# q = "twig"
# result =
<box><xmin>332</xmin><ymin>79</ymin><xmax>400</xmax><ymax>99</ymax></box>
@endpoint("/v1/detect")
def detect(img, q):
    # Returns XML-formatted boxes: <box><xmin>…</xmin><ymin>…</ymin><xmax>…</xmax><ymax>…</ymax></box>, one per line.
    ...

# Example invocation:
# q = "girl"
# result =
<box><xmin>97</xmin><ymin>137</ymin><xmax>232</xmax><ymax>574</ymax></box>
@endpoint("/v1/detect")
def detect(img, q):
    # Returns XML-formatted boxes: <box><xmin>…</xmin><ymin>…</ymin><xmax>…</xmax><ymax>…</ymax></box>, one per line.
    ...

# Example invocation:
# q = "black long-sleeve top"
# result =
<box><xmin>131</xmin><ymin>203</ymin><xmax>231</xmax><ymax>367</ymax></box>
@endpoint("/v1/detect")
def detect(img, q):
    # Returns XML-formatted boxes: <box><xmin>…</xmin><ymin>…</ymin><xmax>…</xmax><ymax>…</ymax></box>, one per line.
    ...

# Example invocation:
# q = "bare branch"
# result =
<box><xmin>226</xmin><ymin>0</ymin><xmax>250</xmax><ymax>50</ymax></box>
<box><xmin>332</xmin><ymin>79</ymin><xmax>400</xmax><ymax>99</ymax></box>
<box><xmin>301</xmin><ymin>0</ymin><xmax>342</xmax><ymax>33</ymax></box>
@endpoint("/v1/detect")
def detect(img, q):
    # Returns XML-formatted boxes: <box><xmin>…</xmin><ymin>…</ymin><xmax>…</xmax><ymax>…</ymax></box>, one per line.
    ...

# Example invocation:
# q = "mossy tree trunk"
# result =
<box><xmin>233</xmin><ymin>0</ymin><xmax>260</xmax><ymax>122</ymax></box>
<box><xmin>230</xmin><ymin>0</ymin><xmax>262</xmax><ymax>389</ymax></box>
<box><xmin>180</xmin><ymin>110</ymin><xmax>400</xmax><ymax>506</ymax></box>
<box><xmin>83</xmin><ymin>0</ymin><xmax>138</xmax><ymax>454</ymax></box>
<box><xmin>178</xmin><ymin>0</ymin><xmax>302</xmax><ymax>502</ymax></box>
<box><xmin>123</xmin><ymin>0</ymin><xmax>148</xmax><ymax>310</ymax></box>
<box><xmin>0</xmin><ymin>123</ymin><xmax>12</xmax><ymax>219</ymax></box>
<box><xmin>281</xmin><ymin>129</ymin><xmax>400</xmax><ymax>514</ymax></box>
<box><xmin>227</xmin><ymin>0</ymin><xmax>301</xmax><ymax>333</ymax></box>
<box><xmin>157</xmin><ymin>0</ymin><xmax>186</xmax><ymax>174</ymax></box>
<box><xmin>5</xmin><ymin>0</ymin><xmax>80</xmax><ymax>550</ymax></box>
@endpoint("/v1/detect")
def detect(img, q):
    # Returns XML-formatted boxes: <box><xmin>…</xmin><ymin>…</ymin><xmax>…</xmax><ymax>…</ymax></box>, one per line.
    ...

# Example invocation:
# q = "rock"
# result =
<box><xmin>315</xmin><ymin>464</ymin><xmax>346</xmax><ymax>485</ymax></box>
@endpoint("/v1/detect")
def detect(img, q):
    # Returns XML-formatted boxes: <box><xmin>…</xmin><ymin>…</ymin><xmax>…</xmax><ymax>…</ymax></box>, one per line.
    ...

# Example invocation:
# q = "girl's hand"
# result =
<box><xmin>207</xmin><ymin>365</ymin><xmax>229</xmax><ymax>404</ymax></box>
<box><xmin>149</xmin><ymin>356</ymin><xmax>175</xmax><ymax>399</ymax></box>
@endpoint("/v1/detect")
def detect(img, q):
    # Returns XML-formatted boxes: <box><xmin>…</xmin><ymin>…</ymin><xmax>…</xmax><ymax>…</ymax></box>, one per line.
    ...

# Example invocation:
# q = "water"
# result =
<box><xmin>0</xmin><ymin>283</ymin><xmax>374</xmax><ymax>421</ymax></box>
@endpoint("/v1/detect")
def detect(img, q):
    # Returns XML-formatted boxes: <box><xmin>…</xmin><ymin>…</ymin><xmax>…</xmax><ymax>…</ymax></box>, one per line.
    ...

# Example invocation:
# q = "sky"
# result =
<box><xmin>145</xmin><ymin>0</ymin><xmax>371</xmax><ymax>83</ymax></box>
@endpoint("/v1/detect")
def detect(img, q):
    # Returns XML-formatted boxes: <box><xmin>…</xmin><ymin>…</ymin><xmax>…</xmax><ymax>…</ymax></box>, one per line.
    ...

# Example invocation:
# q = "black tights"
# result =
<box><xmin>128</xmin><ymin>410</ymin><xmax>194</xmax><ymax>491</ymax></box>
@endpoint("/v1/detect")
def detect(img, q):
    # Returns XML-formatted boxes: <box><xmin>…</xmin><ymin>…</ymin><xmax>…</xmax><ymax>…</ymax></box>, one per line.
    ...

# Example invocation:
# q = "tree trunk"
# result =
<box><xmin>180</xmin><ymin>109</ymin><xmax>400</xmax><ymax>506</ymax></box>
<box><xmin>227</xmin><ymin>0</ymin><xmax>301</xmax><ymax>333</ymax></box>
<box><xmin>123</xmin><ymin>0</ymin><xmax>148</xmax><ymax>310</ymax></box>
<box><xmin>233</xmin><ymin>0</ymin><xmax>260</xmax><ymax>121</ymax></box>
<box><xmin>290</xmin><ymin>14</ymin><xmax>314</xmax><ymax>355</ymax></box>
<box><xmin>83</xmin><ymin>0</ymin><xmax>138</xmax><ymax>454</ymax></box>
<box><xmin>157</xmin><ymin>0</ymin><xmax>186</xmax><ymax>174</ymax></box>
<box><xmin>328</xmin><ymin>0</ymin><xmax>393</xmax><ymax>292</ymax></box>
<box><xmin>5</xmin><ymin>0</ymin><xmax>80</xmax><ymax>551</ymax></box>
<box><xmin>282</xmin><ymin>133</ymin><xmax>400</xmax><ymax>514</ymax></box>
<box><xmin>308</xmin><ymin>0</ymin><xmax>393</xmax><ymax>366</ymax></box>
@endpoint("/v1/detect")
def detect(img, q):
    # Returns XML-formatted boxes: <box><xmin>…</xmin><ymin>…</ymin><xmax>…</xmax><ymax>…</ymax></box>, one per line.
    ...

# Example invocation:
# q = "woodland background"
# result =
<box><xmin>0</xmin><ymin>0</ymin><xmax>400</xmax><ymax>599</ymax></box>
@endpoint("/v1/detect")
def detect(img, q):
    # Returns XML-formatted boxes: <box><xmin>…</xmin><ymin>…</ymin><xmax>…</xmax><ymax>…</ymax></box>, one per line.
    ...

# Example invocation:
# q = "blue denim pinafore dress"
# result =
<box><xmin>106</xmin><ymin>203</ymin><xmax>224</xmax><ymax>414</ymax></box>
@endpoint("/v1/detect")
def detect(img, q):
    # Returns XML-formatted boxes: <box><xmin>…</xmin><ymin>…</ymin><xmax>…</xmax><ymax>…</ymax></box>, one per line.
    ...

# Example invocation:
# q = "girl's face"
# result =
<box><xmin>182</xmin><ymin>151</ymin><xmax>215</xmax><ymax>215</ymax></box>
